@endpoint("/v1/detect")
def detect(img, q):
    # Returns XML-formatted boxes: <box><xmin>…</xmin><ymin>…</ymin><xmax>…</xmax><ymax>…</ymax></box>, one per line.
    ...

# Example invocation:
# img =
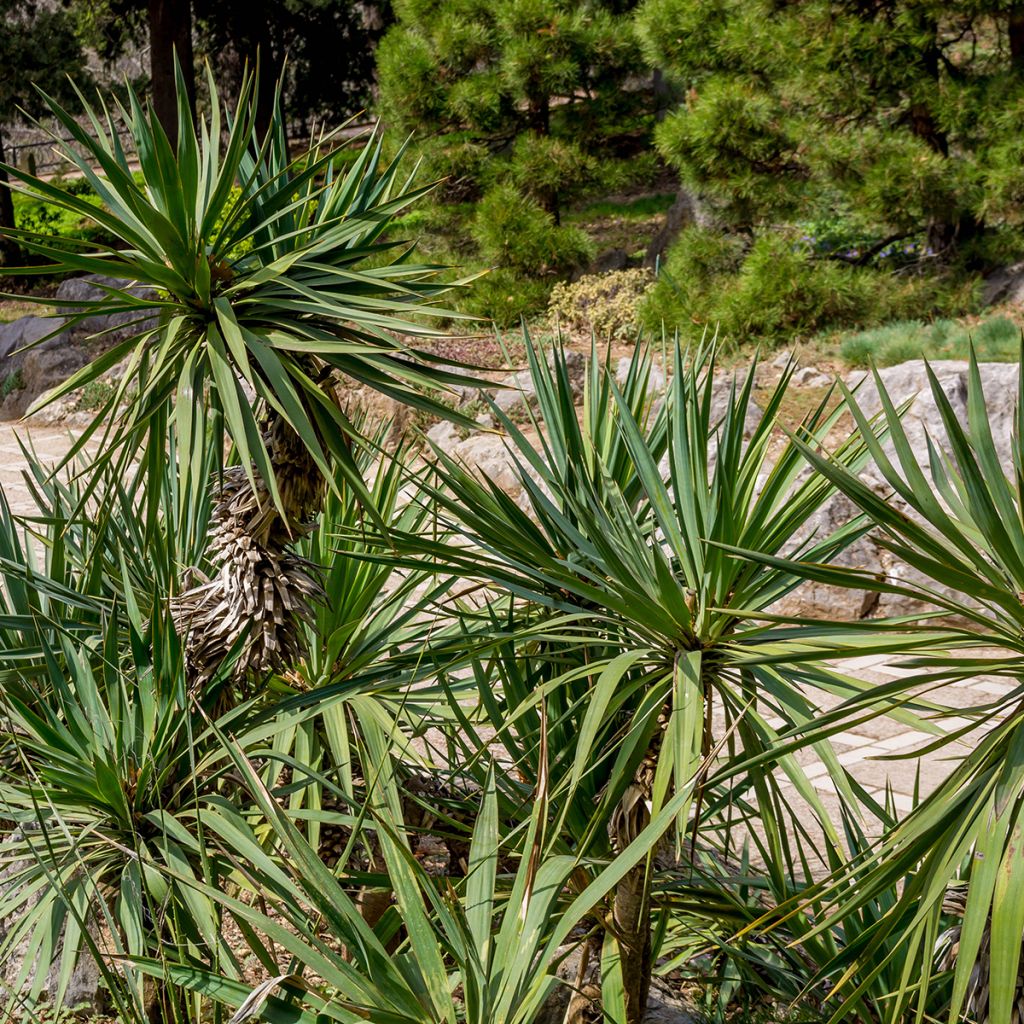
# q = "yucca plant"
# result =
<box><xmin>1</xmin><ymin>63</ymin><xmax>480</xmax><ymax>686</ymax></box>
<box><xmin>0</xmin><ymin>597</ymin><xmax>262</xmax><ymax>1018</ymax></box>
<box><xmin>0</xmin><ymin>428</ymin><xmax>313</xmax><ymax>1017</ymax></box>
<box><xmin>384</xmin><ymin>335</ymin><xmax>932</xmax><ymax>1023</ymax></box>
<box><xmin>764</xmin><ymin>349</ymin><xmax>1024</xmax><ymax>1024</ymax></box>
<box><xmin>128</xmin><ymin>712</ymin><xmax>693</xmax><ymax>1024</ymax></box>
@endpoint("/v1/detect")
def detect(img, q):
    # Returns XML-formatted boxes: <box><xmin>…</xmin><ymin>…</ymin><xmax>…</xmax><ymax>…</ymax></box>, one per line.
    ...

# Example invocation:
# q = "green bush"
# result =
<box><xmin>720</xmin><ymin>233</ymin><xmax>886</xmax><ymax>340</ymax></box>
<box><xmin>12</xmin><ymin>174</ymin><xmax>115</xmax><ymax>248</ymax></box>
<box><xmin>1</xmin><ymin>368</ymin><xmax>24</xmax><ymax>398</ymax></box>
<box><xmin>641</xmin><ymin>225</ymin><xmax>975</xmax><ymax>345</ymax></box>
<box><xmin>472</xmin><ymin>184</ymin><xmax>594</xmax><ymax>276</ymax></box>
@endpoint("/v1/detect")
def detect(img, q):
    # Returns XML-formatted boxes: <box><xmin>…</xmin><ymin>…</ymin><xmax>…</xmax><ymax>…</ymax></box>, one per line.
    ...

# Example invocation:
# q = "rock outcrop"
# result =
<box><xmin>0</xmin><ymin>832</ymin><xmax>108</xmax><ymax>1013</ymax></box>
<box><xmin>0</xmin><ymin>274</ymin><xmax>156</xmax><ymax>420</ymax></box>
<box><xmin>774</xmin><ymin>359</ymin><xmax>1020</xmax><ymax>619</ymax></box>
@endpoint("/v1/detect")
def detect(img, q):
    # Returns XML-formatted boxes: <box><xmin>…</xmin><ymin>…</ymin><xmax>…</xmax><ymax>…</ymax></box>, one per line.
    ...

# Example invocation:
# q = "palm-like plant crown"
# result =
<box><xmin>2</xmin><ymin>65</ymin><xmax>482</xmax><ymax>682</ymax></box>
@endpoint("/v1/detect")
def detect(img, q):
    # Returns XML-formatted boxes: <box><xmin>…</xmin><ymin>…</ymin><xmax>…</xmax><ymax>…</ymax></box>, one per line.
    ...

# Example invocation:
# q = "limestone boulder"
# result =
<box><xmin>0</xmin><ymin>831</ymin><xmax>108</xmax><ymax>1012</ymax></box>
<box><xmin>55</xmin><ymin>273</ymin><xmax>158</xmax><ymax>343</ymax></box>
<box><xmin>424</xmin><ymin>418</ymin><xmax>463</xmax><ymax>454</ymax></box>
<box><xmin>491</xmin><ymin>349</ymin><xmax>586</xmax><ymax>415</ymax></box>
<box><xmin>769</xmin><ymin>490</ymin><xmax>885</xmax><ymax>621</ymax></box>
<box><xmin>0</xmin><ymin>316</ymin><xmax>65</xmax><ymax>362</ymax></box>
<box><xmin>982</xmin><ymin>261</ymin><xmax>1024</xmax><ymax>307</ymax></box>
<box><xmin>615</xmin><ymin>355</ymin><xmax>667</xmax><ymax>398</ymax></box>
<box><xmin>448</xmin><ymin>432</ymin><xmax>527</xmax><ymax>506</ymax></box>
<box><xmin>1</xmin><ymin>341</ymin><xmax>91</xmax><ymax>420</ymax></box>
<box><xmin>847</xmin><ymin>360</ymin><xmax>1020</xmax><ymax>472</ymax></box>
<box><xmin>791</xmin><ymin>365</ymin><xmax>832</xmax><ymax>388</ymax></box>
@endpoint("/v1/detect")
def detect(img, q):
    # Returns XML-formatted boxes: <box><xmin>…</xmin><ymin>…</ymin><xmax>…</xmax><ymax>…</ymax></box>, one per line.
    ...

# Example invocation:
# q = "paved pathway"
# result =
<box><xmin>772</xmin><ymin>653</ymin><xmax>988</xmax><ymax>829</ymax></box>
<box><xmin>0</xmin><ymin>422</ymin><xmax>88</xmax><ymax>515</ymax></box>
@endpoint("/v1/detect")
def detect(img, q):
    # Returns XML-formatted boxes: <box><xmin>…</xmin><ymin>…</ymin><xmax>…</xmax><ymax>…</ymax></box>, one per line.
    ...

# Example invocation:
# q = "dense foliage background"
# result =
<box><xmin>8</xmin><ymin>1</ymin><xmax>1024</xmax><ymax>344</ymax></box>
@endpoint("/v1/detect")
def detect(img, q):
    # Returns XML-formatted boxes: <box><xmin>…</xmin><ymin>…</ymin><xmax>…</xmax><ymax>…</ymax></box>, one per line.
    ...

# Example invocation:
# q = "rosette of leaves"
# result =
<box><xmin>1</xmin><ymin>65</ymin><xmax>480</xmax><ymax>685</ymax></box>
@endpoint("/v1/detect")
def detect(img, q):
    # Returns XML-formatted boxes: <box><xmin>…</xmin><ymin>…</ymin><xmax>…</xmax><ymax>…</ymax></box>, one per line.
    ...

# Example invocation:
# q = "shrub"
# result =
<box><xmin>641</xmin><ymin>225</ymin><xmax>973</xmax><ymax>345</ymax></box>
<box><xmin>718</xmin><ymin>233</ymin><xmax>883</xmax><ymax>340</ymax></box>
<box><xmin>74</xmin><ymin>377</ymin><xmax>117</xmax><ymax>411</ymax></box>
<box><xmin>641</xmin><ymin>224</ymin><xmax>747</xmax><ymax>327</ymax></box>
<box><xmin>472</xmin><ymin>184</ymin><xmax>595</xmax><ymax>277</ymax></box>
<box><xmin>465</xmin><ymin>267</ymin><xmax>552</xmax><ymax>324</ymax></box>
<box><xmin>548</xmin><ymin>267</ymin><xmax>653</xmax><ymax>339</ymax></box>
<box><xmin>12</xmin><ymin>175</ymin><xmax>116</xmax><ymax>249</ymax></box>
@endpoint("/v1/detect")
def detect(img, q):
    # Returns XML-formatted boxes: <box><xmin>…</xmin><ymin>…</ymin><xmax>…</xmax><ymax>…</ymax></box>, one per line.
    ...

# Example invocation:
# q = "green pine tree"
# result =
<box><xmin>637</xmin><ymin>0</ymin><xmax>1024</xmax><ymax>264</ymax></box>
<box><xmin>377</xmin><ymin>0</ymin><xmax>655</xmax><ymax>320</ymax></box>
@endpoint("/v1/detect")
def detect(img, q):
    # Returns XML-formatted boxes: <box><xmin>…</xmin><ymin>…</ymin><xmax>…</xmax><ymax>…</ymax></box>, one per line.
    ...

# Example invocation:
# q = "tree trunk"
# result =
<box><xmin>907</xmin><ymin>16</ymin><xmax>978</xmax><ymax>260</ymax></box>
<box><xmin>528</xmin><ymin>91</ymin><xmax>550</xmax><ymax>136</ymax></box>
<box><xmin>0</xmin><ymin>130</ymin><xmax>22</xmax><ymax>268</ymax></box>
<box><xmin>613</xmin><ymin>861</ymin><xmax>653</xmax><ymax>1024</ymax></box>
<box><xmin>1011</xmin><ymin>5</ymin><xmax>1024</xmax><ymax>71</ymax></box>
<box><xmin>250</xmin><ymin>12</ymin><xmax>281</xmax><ymax>142</ymax></box>
<box><xmin>171</xmin><ymin>411</ymin><xmax>324</xmax><ymax>690</ymax></box>
<box><xmin>653</xmin><ymin>68</ymin><xmax>671</xmax><ymax>122</ymax></box>
<box><xmin>148</xmin><ymin>0</ymin><xmax>195</xmax><ymax>147</ymax></box>
<box><xmin>610</xmin><ymin>780</ymin><xmax>655</xmax><ymax>1024</ymax></box>
<box><xmin>926</xmin><ymin>209</ymin><xmax>982</xmax><ymax>263</ymax></box>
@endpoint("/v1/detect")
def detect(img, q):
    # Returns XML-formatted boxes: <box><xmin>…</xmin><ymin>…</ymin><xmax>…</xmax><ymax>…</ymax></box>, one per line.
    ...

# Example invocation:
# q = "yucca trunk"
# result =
<box><xmin>611</xmin><ymin>783</ymin><xmax>654</xmax><ymax>1023</ymax></box>
<box><xmin>608</xmin><ymin>681</ymin><xmax>712</xmax><ymax>1024</ymax></box>
<box><xmin>940</xmin><ymin>885</ymin><xmax>1024</xmax><ymax>1024</ymax></box>
<box><xmin>172</xmin><ymin>410</ymin><xmax>324</xmax><ymax>687</ymax></box>
<box><xmin>607</xmin><ymin>700</ymin><xmax>671</xmax><ymax>1023</ymax></box>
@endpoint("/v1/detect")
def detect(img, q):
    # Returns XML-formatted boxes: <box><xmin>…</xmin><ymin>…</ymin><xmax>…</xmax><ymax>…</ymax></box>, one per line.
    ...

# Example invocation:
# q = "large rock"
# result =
<box><xmin>847</xmin><ymin>360</ymin><xmax>1020</xmax><ymax>471</ymax></box>
<box><xmin>0</xmin><ymin>274</ymin><xmax>159</xmax><ymax>421</ymax></box>
<box><xmin>491</xmin><ymin>350</ymin><xmax>586</xmax><ymax>415</ymax></box>
<box><xmin>615</xmin><ymin>356</ymin><xmax>667</xmax><ymax>399</ymax></box>
<box><xmin>982</xmin><ymin>261</ymin><xmax>1024</xmax><ymax>307</ymax></box>
<box><xmin>0</xmin><ymin>317</ymin><xmax>76</xmax><ymax>418</ymax></box>
<box><xmin>0</xmin><ymin>316</ymin><xmax>65</xmax><ymax>362</ymax></box>
<box><xmin>0</xmin><ymin>831</ymin><xmax>108</xmax><ymax>1012</ymax></box>
<box><xmin>773</xmin><ymin>360</ymin><xmax>1022</xmax><ymax>620</ymax></box>
<box><xmin>11</xmin><ymin>344</ymin><xmax>94</xmax><ymax>422</ymax></box>
<box><xmin>791</xmin><ymin>365</ymin><xmax>832</xmax><ymax>388</ymax></box>
<box><xmin>770</xmin><ymin>490</ymin><xmax>886</xmax><ymax>621</ymax></box>
<box><xmin>424</xmin><ymin>418</ymin><xmax>464</xmax><ymax>453</ymax></box>
<box><xmin>55</xmin><ymin>273</ymin><xmax>158</xmax><ymax>343</ymax></box>
<box><xmin>448</xmin><ymin>432</ymin><xmax>529</xmax><ymax>507</ymax></box>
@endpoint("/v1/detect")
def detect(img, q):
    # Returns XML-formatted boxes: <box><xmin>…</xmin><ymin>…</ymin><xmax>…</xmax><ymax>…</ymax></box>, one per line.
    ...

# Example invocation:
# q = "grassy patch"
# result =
<box><xmin>1</xmin><ymin>369</ymin><xmax>24</xmax><ymax>398</ymax></box>
<box><xmin>0</xmin><ymin>300</ymin><xmax>54</xmax><ymax>322</ymax></box>
<box><xmin>838</xmin><ymin>312</ymin><xmax>1022</xmax><ymax>367</ymax></box>
<box><xmin>567</xmin><ymin>192</ymin><xmax>677</xmax><ymax>222</ymax></box>
<box><xmin>74</xmin><ymin>378</ymin><xmax>117</xmax><ymax>412</ymax></box>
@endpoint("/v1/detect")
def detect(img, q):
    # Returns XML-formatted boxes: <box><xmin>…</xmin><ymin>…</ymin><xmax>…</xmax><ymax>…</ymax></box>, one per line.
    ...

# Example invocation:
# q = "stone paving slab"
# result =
<box><xmin>0</xmin><ymin>422</ymin><xmax>89</xmax><ymax>517</ymax></box>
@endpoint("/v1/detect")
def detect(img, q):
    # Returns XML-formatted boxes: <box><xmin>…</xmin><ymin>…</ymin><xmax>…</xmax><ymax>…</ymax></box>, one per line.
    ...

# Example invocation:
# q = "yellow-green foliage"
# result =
<box><xmin>548</xmin><ymin>268</ymin><xmax>653</xmax><ymax>339</ymax></box>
